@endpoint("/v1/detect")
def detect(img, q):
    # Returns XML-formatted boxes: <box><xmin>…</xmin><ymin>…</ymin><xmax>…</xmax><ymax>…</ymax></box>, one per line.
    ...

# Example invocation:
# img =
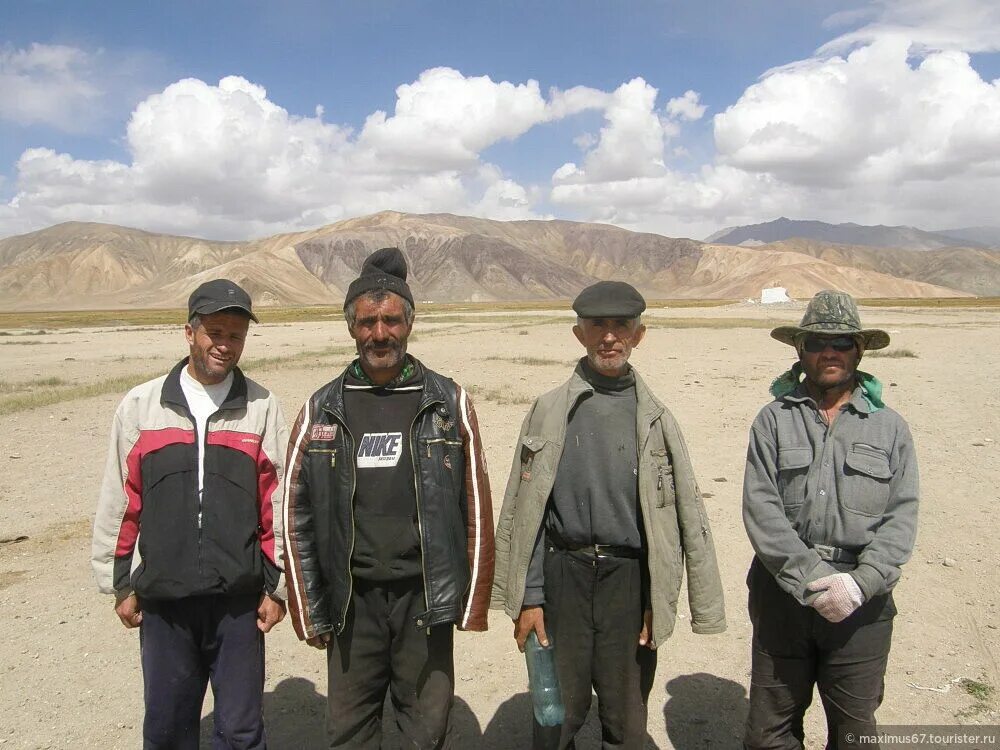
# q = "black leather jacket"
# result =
<box><xmin>283</xmin><ymin>359</ymin><xmax>495</xmax><ymax>639</ymax></box>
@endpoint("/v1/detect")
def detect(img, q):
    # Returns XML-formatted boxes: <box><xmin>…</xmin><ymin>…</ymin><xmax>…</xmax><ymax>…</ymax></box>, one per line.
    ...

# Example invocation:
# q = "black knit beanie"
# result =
<box><xmin>343</xmin><ymin>247</ymin><xmax>414</xmax><ymax>309</ymax></box>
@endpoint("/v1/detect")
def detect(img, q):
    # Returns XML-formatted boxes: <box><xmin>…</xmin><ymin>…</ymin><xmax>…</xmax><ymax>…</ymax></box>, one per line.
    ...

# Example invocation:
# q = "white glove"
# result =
<box><xmin>806</xmin><ymin>573</ymin><xmax>864</xmax><ymax>623</ymax></box>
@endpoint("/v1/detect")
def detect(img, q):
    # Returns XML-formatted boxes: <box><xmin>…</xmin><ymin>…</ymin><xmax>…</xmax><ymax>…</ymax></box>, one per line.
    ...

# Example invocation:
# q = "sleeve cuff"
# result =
<box><xmin>522</xmin><ymin>586</ymin><xmax>545</xmax><ymax>607</ymax></box>
<box><xmin>849</xmin><ymin>563</ymin><xmax>884</xmax><ymax>601</ymax></box>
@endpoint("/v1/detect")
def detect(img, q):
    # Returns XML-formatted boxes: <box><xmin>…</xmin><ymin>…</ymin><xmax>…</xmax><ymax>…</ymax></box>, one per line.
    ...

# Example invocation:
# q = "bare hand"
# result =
<box><xmin>257</xmin><ymin>594</ymin><xmax>286</xmax><ymax>633</ymax></box>
<box><xmin>306</xmin><ymin>633</ymin><xmax>332</xmax><ymax>649</ymax></box>
<box><xmin>115</xmin><ymin>593</ymin><xmax>142</xmax><ymax>629</ymax></box>
<box><xmin>514</xmin><ymin>605</ymin><xmax>549</xmax><ymax>652</ymax></box>
<box><xmin>638</xmin><ymin>608</ymin><xmax>655</xmax><ymax>649</ymax></box>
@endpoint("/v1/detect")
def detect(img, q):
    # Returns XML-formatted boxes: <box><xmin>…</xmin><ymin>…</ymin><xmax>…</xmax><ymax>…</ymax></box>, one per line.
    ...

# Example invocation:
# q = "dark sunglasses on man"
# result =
<box><xmin>800</xmin><ymin>335</ymin><xmax>858</xmax><ymax>353</ymax></box>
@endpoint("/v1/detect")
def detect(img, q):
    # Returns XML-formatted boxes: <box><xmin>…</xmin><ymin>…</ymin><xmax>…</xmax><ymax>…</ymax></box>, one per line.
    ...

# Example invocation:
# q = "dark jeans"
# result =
<box><xmin>543</xmin><ymin>548</ymin><xmax>657</xmax><ymax>750</ymax></box>
<box><xmin>326</xmin><ymin>577</ymin><xmax>454</xmax><ymax>750</ymax></box>
<box><xmin>140</xmin><ymin>593</ymin><xmax>265</xmax><ymax>750</ymax></box>
<box><xmin>744</xmin><ymin>559</ymin><xmax>895</xmax><ymax>750</ymax></box>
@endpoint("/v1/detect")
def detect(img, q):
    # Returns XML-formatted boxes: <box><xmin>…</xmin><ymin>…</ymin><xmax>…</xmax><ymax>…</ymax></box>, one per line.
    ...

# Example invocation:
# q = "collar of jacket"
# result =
<box><xmin>322</xmin><ymin>355</ymin><xmax>450</xmax><ymax>422</ymax></box>
<box><xmin>566</xmin><ymin>361</ymin><xmax>665</xmax><ymax>447</ymax></box>
<box><xmin>780</xmin><ymin>379</ymin><xmax>876</xmax><ymax>415</ymax></box>
<box><xmin>160</xmin><ymin>357</ymin><xmax>248</xmax><ymax>415</ymax></box>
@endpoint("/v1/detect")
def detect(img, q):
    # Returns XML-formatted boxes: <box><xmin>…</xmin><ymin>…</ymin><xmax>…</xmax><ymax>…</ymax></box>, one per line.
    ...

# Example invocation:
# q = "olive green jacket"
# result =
<box><xmin>491</xmin><ymin>366</ymin><xmax>727</xmax><ymax>646</ymax></box>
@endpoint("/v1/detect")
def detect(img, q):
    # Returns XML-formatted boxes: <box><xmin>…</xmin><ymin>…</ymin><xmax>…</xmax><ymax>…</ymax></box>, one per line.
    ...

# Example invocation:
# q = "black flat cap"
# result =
<box><xmin>187</xmin><ymin>279</ymin><xmax>258</xmax><ymax>322</ymax></box>
<box><xmin>344</xmin><ymin>247</ymin><xmax>414</xmax><ymax>308</ymax></box>
<box><xmin>572</xmin><ymin>281</ymin><xmax>646</xmax><ymax>318</ymax></box>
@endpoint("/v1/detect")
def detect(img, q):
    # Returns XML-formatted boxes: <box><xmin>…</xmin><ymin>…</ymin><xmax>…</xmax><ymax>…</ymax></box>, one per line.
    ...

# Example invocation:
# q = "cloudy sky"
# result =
<box><xmin>2</xmin><ymin>0</ymin><xmax>1000</xmax><ymax>241</ymax></box>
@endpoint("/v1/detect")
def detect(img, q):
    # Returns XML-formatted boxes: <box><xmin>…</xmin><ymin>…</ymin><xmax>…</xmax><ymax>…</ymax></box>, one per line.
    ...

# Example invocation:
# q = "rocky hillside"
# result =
<box><xmin>0</xmin><ymin>212</ymin><xmax>986</xmax><ymax>310</ymax></box>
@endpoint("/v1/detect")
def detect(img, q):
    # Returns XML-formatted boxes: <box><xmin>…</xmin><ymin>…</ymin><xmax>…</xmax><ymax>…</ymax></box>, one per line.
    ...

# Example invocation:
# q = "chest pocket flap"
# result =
<box><xmin>519</xmin><ymin>435</ymin><xmax>550</xmax><ymax>481</ymax></box>
<box><xmin>845</xmin><ymin>444</ymin><xmax>892</xmax><ymax>480</ymax></box>
<box><xmin>778</xmin><ymin>446</ymin><xmax>812</xmax><ymax>471</ymax></box>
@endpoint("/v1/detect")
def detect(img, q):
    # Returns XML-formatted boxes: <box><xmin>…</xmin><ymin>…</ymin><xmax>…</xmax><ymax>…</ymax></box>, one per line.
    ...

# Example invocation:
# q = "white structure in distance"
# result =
<box><xmin>760</xmin><ymin>287</ymin><xmax>791</xmax><ymax>304</ymax></box>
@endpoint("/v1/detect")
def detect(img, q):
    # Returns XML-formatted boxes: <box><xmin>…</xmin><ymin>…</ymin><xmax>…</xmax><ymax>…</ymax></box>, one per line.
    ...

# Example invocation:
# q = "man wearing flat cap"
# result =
<box><xmin>493</xmin><ymin>281</ymin><xmax>726</xmax><ymax>749</ymax></box>
<box><xmin>742</xmin><ymin>290</ymin><xmax>919</xmax><ymax>749</ymax></box>
<box><xmin>283</xmin><ymin>247</ymin><xmax>495</xmax><ymax>749</ymax></box>
<box><xmin>93</xmin><ymin>279</ymin><xmax>289</xmax><ymax>748</ymax></box>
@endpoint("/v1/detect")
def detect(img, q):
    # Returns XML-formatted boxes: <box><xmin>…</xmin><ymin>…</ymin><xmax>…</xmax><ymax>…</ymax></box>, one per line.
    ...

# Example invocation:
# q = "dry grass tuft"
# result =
<box><xmin>481</xmin><ymin>355</ymin><xmax>575</xmax><ymax>367</ymax></box>
<box><xmin>866</xmin><ymin>348</ymin><xmax>918</xmax><ymax>358</ymax></box>
<box><xmin>468</xmin><ymin>384</ymin><xmax>535</xmax><ymax>406</ymax></box>
<box><xmin>0</xmin><ymin>347</ymin><xmax>357</xmax><ymax>416</ymax></box>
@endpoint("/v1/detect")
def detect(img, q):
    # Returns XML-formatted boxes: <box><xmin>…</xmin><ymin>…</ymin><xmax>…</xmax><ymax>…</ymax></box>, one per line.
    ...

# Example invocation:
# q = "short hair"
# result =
<box><xmin>344</xmin><ymin>289</ymin><xmax>415</xmax><ymax>329</ymax></box>
<box><xmin>188</xmin><ymin>309</ymin><xmax>252</xmax><ymax>329</ymax></box>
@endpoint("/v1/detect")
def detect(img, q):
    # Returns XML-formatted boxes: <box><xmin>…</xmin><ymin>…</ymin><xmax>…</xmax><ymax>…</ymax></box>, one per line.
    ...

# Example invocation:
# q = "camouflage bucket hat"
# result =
<box><xmin>770</xmin><ymin>290</ymin><xmax>890</xmax><ymax>350</ymax></box>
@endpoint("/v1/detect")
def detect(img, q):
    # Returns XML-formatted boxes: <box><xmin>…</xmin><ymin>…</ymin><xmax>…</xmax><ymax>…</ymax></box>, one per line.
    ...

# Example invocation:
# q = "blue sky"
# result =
<box><xmin>2</xmin><ymin>0</ymin><xmax>1000</xmax><ymax>241</ymax></box>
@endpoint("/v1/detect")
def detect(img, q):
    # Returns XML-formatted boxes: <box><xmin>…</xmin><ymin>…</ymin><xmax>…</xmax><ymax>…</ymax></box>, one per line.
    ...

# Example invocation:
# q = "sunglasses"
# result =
<box><xmin>801</xmin><ymin>335</ymin><xmax>857</xmax><ymax>353</ymax></box>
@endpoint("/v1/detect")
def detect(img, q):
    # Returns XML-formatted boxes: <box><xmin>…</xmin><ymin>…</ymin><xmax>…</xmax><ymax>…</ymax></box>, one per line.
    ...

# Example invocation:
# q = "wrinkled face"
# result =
<box><xmin>573</xmin><ymin>317</ymin><xmax>646</xmax><ymax>377</ymax></box>
<box><xmin>798</xmin><ymin>334</ymin><xmax>861</xmax><ymax>393</ymax></box>
<box><xmin>349</xmin><ymin>293</ymin><xmax>413</xmax><ymax>377</ymax></box>
<box><xmin>185</xmin><ymin>311</ymin><xmax>250</xmax><ymax>385</ymax></box>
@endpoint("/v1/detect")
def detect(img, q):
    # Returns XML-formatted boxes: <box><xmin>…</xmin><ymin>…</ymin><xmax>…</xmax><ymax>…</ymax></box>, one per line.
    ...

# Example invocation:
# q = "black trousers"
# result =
<box><xmin>140</xmin><ymin>593</ymin><xmax>265</xmax><ymax>750</ymax></box>
<box><xmin>326</xmin><ymin>577</ymin><xmax>454</xmax><ymax>750</ymax></box>
<box><xmin>543</xmin><ymin>548</ymin><xmax>657</xmax><ymax>750</ymax></box>
<box><xmin>743</xmin><ymin>559</ymin><xmax>895</xmax><ymax>750</ymax></box>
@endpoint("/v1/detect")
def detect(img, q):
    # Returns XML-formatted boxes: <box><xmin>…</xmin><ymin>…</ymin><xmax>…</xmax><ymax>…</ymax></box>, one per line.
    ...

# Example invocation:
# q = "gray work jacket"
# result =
<box><xmin>742</xmin><ymin>384</ymin><xmax>919</xmax><ymax>605</ymax></box>
<box><xmin>492</xmin><ymin>367</ymin><xmax>727</xmax><ymax>647</ymax></box>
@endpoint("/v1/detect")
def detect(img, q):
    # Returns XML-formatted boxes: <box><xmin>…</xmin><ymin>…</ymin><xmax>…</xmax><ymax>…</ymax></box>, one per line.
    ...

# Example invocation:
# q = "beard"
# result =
<box><xmin>358</xmin><ymin>338</ymin><xmax>406</xmax><ymax>371</ymax></box>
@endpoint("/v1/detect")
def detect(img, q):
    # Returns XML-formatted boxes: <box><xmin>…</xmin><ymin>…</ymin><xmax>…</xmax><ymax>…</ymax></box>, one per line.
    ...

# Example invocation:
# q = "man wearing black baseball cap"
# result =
<box><xmin>494</xmin><ymin>281</ymin><xmax>726</xmax><ymax>749</ymax></box>
<box><xmin>283</xmin><ymin>248</ymin><xmax>495</xmax><ymax>749</ymax></box>
<box><xmin>93</xmin><ymin>278</ymin><xmax>288</xmax><ymax>749</ymax></box>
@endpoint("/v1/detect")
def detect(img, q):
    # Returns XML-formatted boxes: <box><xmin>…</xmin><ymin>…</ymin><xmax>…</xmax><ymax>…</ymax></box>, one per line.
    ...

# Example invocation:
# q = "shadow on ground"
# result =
<box><xmin>661</xmin><ymin>672</ymin><xmax>748</xmax><ymax>749</ymax></box>
<box><xmin>200</xmin><ymin>676</ymin><xmax>326</xmax><ymax>748</ymax></box>
<box><xmin>196</xmin><ymin>677</ymin><xmax>742</xmax><ymax>748</ymax></box>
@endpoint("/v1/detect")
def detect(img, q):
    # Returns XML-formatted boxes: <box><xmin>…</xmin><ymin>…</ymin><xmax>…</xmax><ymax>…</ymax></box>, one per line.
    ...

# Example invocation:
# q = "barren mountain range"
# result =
<box><xmin>0</xmin><ymin>211</ymin><xmax>996</xmax><ymax>311</ymax></box>
<box><xmin>706</xmin><ymin>216</ymin><xmax>1000</xmax><ymax>251</ymax></box>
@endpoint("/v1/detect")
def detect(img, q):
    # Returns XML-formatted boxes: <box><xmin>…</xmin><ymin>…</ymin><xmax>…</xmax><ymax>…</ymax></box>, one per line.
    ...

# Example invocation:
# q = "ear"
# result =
<box><xmin>184</xmin><ymin>322</ymin><xmax>195</xmax><ymax>347</ymax></box>
<box><xmin>632</xmin><ymin>323</ymin><xmax>647</xmax><ymax>348</ymax></box>
<box><xmin>572</xmin><ymin>323</ymin><xmax>585</xmax><ymax>347</ymax></box>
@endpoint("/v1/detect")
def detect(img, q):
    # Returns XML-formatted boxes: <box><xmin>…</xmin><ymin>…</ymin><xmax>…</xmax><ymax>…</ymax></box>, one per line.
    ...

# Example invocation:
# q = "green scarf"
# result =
<box><xmin>349</xmin><ymin>356</ymin><xmax>416</xmax><ymax>387</ymax></box>
<box><xmin>769</xmin><ymin>362</ymin><xmax>885</xmax><ymax>412</ymax></box>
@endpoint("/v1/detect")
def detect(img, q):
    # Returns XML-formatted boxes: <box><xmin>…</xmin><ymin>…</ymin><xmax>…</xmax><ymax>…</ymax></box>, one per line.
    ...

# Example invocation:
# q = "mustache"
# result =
<box><xmin>362</xmin><ymin>339</ymin><xmax>404</xmax><ymax>354</ymax></box>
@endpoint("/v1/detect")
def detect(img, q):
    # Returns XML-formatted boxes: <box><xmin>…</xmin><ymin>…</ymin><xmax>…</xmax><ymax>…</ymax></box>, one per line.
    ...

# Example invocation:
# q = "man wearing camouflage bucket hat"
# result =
<box><xmin>741</xmin><ymin>290</ymin><xmax>919</xmax><ymax>749</ymax></box>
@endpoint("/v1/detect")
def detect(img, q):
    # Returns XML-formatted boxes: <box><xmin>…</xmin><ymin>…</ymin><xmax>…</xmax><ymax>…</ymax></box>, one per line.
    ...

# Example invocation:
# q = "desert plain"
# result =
<box><xmin>0</xmin><ymin>301</ymin><xmax>998</xmax><ymax>749</ymax></box>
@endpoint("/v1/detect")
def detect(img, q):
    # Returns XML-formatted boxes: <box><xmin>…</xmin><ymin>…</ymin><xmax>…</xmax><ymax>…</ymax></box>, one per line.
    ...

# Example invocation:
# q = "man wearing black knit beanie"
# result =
<box><xmin>282</xmin><ymin>247</ymin><xmax>496</xmax><ymax>749</ymax></box>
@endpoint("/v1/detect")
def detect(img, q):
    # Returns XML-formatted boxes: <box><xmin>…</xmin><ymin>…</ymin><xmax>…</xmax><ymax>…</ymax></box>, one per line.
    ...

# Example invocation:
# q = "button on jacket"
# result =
<box><xmin>742</xmin><ymin>384</ymin><xmax>919</xmax><ymax>604</ymax></box>
<box><xmin>282</xmin><ymin>360</ymin><xmax>495</xmax><ymax>640</ymax></box>
<box><xmin>492</xmin><ymin>366</ymin><xmax>726</xmax><ymax>647</ymax></box>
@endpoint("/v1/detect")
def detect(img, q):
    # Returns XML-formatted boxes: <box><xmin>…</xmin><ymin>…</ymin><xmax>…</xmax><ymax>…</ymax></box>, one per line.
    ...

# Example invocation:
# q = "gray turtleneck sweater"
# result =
<box><xmin>522</xmin><ymin>359</ymin><xmax>643</xmax><ymax>606</ymax></box>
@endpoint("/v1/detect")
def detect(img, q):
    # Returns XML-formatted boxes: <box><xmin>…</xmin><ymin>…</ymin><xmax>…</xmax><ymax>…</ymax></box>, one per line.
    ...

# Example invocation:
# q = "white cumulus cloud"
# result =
<box><xmin>3</xmin><ymin>70</ymin><xmax>558</xmax><ymax>238</ymax></box>
<box><xmin>6</xmin><ymin>4</ymin><xmax>1000</xmax><ymax>245</ymax></box>
<box><xmin>0</xmin><ymin>43</ymin><xmax>102</xmax><ymax>130</ymax></box>
<box><xmin>550</xmin><ymin>0</ymin><xmax>1000</xmax><ymax>238</ymax></box>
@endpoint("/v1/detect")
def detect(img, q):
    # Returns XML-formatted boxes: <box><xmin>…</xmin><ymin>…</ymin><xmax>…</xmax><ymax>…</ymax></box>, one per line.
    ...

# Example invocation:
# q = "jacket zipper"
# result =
<box><xmin>410</xmin><ymin>398</ymin><xmax>444</xmax><ymax>627</ymax></box>
<box><xmin>196</xmin><ymin>415</ymin><xmax>203</xmax><ymax>576</ymax></box>
<box><xmin>322</xmin><ymin>405</ymin><xmax>356</xmax><ymax>635</ymax></box>
<box><xmin>341</xmin><ymin>422</ymin><xmax>356</xmax><ymax>633</ymax></box>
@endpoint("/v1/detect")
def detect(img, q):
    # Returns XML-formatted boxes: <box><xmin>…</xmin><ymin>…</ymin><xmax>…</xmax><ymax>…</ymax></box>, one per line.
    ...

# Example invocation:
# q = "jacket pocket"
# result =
<box><xmin>518</xmin><ymin>435</ymin><xmax>548</xmax><ymax>483</ymax></box>
<box><xmin>419</xmin><ymin>438</ymin><xmax>465</xmax><ymax>496</ymax></box>
<box><xmin>777</xmin><ymin>446</ymin><xmax>812</xmax><ymax>509</ymax></box>
<box><xmin>842</xmin><ymin>443</ymin><xmax>892</xmax><ymax>517</ymax></box>
<box><xmin>654</xmin><ymin>460</ymin><xmax>675</xmax><ymax>508</ymax></box>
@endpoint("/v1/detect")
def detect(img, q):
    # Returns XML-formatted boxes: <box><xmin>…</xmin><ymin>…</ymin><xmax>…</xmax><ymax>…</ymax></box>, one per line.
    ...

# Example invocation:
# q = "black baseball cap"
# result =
<box><xmin>187</xmin><ymin>279</ymin><xmax>258</xmax><ymax>323</ymax></box>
